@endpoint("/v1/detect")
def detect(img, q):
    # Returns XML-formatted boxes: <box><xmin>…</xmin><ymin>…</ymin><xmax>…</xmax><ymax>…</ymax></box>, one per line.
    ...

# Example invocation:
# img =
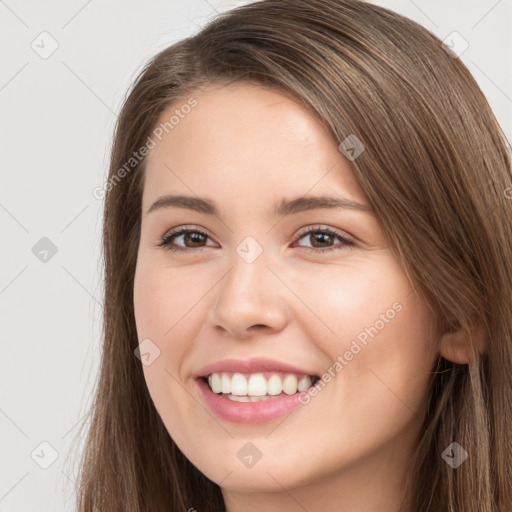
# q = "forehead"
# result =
<box><xmin>142</xmin><ymin>82</ymin><xmax>368</xmax><ymax>211</ymax></box>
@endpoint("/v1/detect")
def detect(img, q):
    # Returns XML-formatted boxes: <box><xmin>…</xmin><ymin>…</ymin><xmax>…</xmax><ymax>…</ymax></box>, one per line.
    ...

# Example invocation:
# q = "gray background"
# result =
<box><xmin>1</xmin><ymin>0</ymin><xmax>511</xmax><ymax>510</ymax></box>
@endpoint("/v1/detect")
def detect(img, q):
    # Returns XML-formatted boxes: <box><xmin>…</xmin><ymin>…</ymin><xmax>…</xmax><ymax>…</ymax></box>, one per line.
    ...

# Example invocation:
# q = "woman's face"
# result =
<box><xmin>133</xmin><ymin>82</ymin><xmax>439</xmax><ymax>505</ymax></box>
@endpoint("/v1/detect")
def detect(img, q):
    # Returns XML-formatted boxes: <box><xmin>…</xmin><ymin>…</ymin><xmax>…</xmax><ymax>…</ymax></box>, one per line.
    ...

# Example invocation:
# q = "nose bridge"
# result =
<box><xmin>208</xmin><ymin>235</ymin><xmax>288</xmax><ymax>337</ymax></box>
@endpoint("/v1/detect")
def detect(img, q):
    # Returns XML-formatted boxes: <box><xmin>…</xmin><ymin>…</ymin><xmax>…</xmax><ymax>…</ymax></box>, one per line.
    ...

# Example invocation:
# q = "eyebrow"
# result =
<box><xmin>146</xmin><ymin>194</ymin><xmax>373</xmax><ymax>217</ymax></box>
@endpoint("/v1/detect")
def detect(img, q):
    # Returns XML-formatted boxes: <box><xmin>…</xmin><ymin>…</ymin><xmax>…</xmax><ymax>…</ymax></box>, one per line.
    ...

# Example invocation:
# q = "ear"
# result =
<box><xmin>438</xmin><ymin>322</ymin><xmax>486</xmax><ymax>364</ymax></box>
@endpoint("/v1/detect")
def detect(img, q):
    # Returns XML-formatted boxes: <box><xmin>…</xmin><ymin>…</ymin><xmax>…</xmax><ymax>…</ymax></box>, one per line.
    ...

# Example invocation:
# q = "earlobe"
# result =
<box><xmin>438</xmin><ymin>322</ymin><xmax>486</xmax><ymax>364</ymax></box>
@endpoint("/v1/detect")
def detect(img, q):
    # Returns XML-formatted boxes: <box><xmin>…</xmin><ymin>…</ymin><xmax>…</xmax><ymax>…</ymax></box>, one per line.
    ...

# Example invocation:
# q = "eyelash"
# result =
<box><xmin>155</xmin><ymin>225</ymin><xmax>354</xmax><ymax>254</ymax></box>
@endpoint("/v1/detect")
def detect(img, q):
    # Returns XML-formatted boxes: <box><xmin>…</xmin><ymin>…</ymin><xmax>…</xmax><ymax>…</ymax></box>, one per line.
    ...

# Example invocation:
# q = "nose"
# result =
<box><xmin>206</xmin><ymin>246</ymin><xmax>289</xmax><ymax>340</ymax></box>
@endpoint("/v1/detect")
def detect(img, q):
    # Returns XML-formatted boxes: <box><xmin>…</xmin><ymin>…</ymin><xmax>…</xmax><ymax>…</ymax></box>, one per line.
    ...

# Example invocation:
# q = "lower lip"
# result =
<box><xmin>196</xmin><ymin>378</ymin><xmax>309</xmax><ymax>424</ymax></box>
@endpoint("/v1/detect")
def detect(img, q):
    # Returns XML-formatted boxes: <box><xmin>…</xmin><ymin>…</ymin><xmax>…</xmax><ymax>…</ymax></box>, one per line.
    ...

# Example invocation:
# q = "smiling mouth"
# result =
<box><xmin>201</xmin><ymin>371</ymin><xmax>320</xmax><ymax>402</ymax></box>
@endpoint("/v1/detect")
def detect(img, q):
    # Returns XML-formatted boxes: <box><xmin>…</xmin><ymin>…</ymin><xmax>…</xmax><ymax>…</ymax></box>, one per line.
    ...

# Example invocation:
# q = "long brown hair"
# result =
<box><xmin>72</xmin><ymin>1</ymin><xmax>512</xmax><ymax>510</ymax></box>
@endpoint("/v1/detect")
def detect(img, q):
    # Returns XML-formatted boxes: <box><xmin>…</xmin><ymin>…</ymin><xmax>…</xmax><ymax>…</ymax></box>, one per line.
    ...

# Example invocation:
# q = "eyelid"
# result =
<box><xmin>162</xmin><ymin>224</ymin><xmax>213</xmax><ymax>240</ymax></box>
<box><xmin>294</xmin><ymin>224</ymin><xmax>353</xmax><ymax>242</ymax></box>
<box><xmin>161</xmin><ymin>224</ymin><xmax>353</xmax><ymax>241</ymax></box>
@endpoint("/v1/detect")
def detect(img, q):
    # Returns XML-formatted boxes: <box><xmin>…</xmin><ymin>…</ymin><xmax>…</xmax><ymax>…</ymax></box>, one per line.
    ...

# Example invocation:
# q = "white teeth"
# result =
<box><xmin>209</xmin><ymin>373</ymin><xmax>222</xmax><ymax>393</ymax></box>
<box><xmin>282</xmin><ymin>374</ymin><xmax>298</xmax><ymax>395</ymax></box>
<box><xmin>298</xmin><ymin>375</ymin><xmax>313</xmax><ymax>392</ymax></box>
<box><xmin>205</xmin><ymin>371</ymin><xmax>316</xmax><ymax>397</ymax></box>
<box><xmin>227</xmin><ymin>395</ymin><xmax>251</xmax><ymax>402</ymax></box>
<box><xmin>247</xmin><ymin>373</ymin><xmax>267</xmax><ymax>396</ymax></box>
<box><xmin>231</xmin><ymin>373</ymin><xmax>248</xmax><ymax>396</ymax></box>
<box><xmin>228</xmin><ymin>395</ymin><xmax>272</xmax><ymax>402</ymax></box>
<box><xmin>267</xmin><ymin>374</ymin><xmax>282</xmax><ymax>395</ymax></box>
<box><xmin>221</xmin><ymin>373</ymin><xmax>231</xmax><ymax>394</ymax></box>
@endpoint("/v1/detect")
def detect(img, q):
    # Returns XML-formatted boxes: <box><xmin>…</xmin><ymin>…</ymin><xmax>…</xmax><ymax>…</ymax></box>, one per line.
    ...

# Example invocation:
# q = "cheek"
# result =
<box><xmin>133</xmin><ymin>264</ymin><xmax>192</xmax><ymax>393</ymax></box>
<box><xmin>286</xmin><ymin>257</ymin><xmax>414</xmax><ymax>351</ymax></box>
<box><xmin>133</xmin><ymin>262</ymin><xmax>205</xmax><ymax>346</ymax></box>
<box><xmin>289</xmin><ymin>258</ymin><xmax>437</xmax><ymax>417</ymax></box>
<box><xmin>133</xmin><ymin>265</ymin><xmax>205</xmax><ymax>448</ymax></box>
<box><xmin>324</xmin><ymin>296</ymin><xmax>436</xmax><ymax>460</ymax></box>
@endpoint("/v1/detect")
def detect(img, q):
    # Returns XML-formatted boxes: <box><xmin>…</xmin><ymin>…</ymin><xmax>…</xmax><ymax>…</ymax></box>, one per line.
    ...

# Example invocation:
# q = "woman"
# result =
<box><xmin>74</xmin><ymin>0</ymin><xmax>512</xmax><ymax>510</ymax></box>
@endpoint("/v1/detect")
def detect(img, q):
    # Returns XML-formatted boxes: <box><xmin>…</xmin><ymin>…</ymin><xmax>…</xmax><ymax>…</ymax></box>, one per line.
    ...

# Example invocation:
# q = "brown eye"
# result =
<box><xmin>177</xmin><ymin>231</ymin><xmax>208</xmax><ymax>248</ymax></box>
<box><xmin>158</xmin><ymin>227</ymin><xmax>216</xmax><ymax>252</ymax></box>
<box><xmin>294</xmin><ymin>226</ymin><xmax>354</xmax><ymax>253</ymax></box>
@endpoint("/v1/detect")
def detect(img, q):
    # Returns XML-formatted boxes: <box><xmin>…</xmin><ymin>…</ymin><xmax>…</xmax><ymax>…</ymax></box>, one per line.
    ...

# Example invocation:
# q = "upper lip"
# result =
<box><xmin>194</xmin><ymin>357</ymin><xmax>320</xmax><ymax>378</ymax></box>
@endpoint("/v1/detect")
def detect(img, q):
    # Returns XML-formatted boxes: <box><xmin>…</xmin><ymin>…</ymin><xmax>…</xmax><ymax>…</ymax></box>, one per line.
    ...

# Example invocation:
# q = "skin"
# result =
<box><xmin>133</xmin><ymin>82</ymin><xmax>463</xmax><ymax>512</ymax></box>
